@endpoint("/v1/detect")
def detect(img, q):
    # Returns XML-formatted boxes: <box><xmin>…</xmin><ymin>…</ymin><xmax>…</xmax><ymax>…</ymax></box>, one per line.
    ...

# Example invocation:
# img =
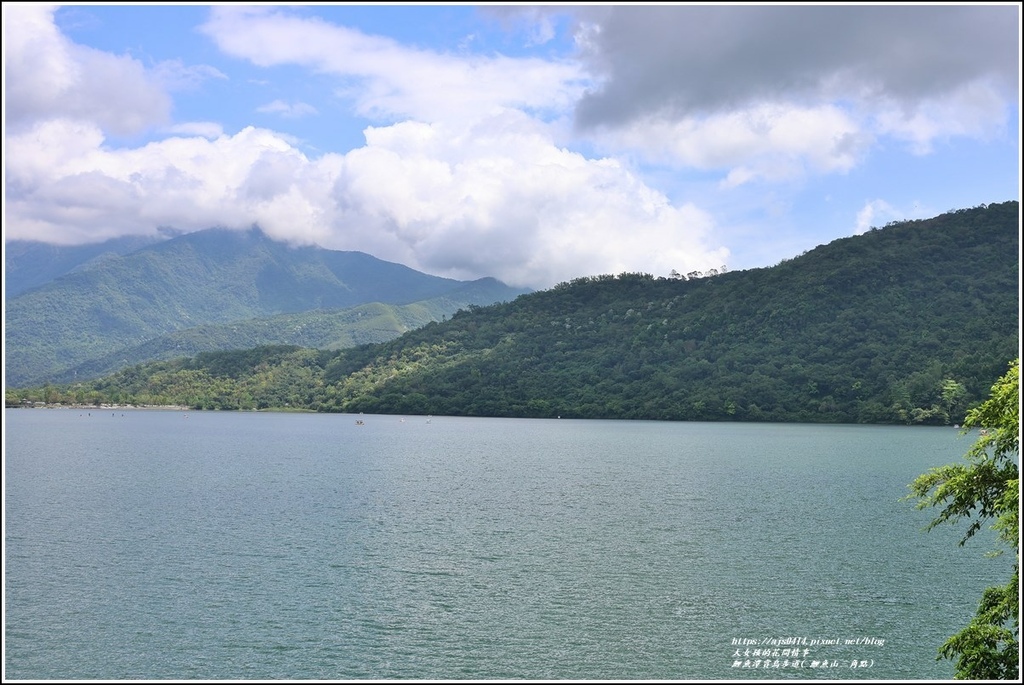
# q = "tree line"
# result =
<box><xmin>7</xmin><ymin>202</ymin><xmax>1018</xmax><ymax>426</ymax></box>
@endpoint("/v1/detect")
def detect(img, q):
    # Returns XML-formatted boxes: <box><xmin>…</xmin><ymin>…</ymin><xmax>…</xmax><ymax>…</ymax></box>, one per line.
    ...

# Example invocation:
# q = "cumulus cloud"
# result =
<box><xmin>330</xmin><ymin>113</ymin><xmax>728</xmax><ymax>286</ymax></box>
<box><xmin>3</xmin><ymin>110</ymin><xmax>728</xmax><ymax>288</ymax></box>
<box><xmin>2</xmin><ymin>3</ymin><xmax>171</xmax><ymax>135</ymax></box>
<box><xmin>596</xmin><ymin>102</ymin><xmax>871</xmax><ymax>186</ymax></box>
<box><xmin>569</xmin><ymin>5</ymin><xmax>1018</xmax><ymax>128</ymax></box>
<box><xmin>552</xmin><ymin>4</ymin><xmax>1018</xmax><ymax>177</ymax></box>
<box><xmin>465</xmin><ymin>3</ymin><xmax>1021</xmax><ymax>205</ymax></box>
<box><xmin>4</xmin><ymin>4</ymin><xmax>1014</xmax><ymax>290</ymax></box>
<box><xmin>4</xmin><ymin>121</ymin><xmax>330</xmax><ymax>244</ymax></box>
<box><xmin>3</xmin><ymin>5</ymin><xmax>728</xmax><ymax>289</ymax></box>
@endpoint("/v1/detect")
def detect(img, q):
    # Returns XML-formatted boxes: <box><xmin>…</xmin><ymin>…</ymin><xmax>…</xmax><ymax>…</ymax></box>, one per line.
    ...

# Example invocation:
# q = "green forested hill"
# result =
<box><xmin>52</xmin><ymin>278</ymin><xmax>521</xmax><ymax>383</ymax></box>
<box><xmin>4</xmin><ymin>234</ymin><xmax>163</xmax><ymax>298</ymax></box>
<box><xmin>4</xmin><ymin>227</ymin><xmax>528</xmax><ymax>386</ymax></box>
<box><xmin>11</xmin><ymin>202</ymin><xmax>1019</xmax><ymax>425</ymax></box>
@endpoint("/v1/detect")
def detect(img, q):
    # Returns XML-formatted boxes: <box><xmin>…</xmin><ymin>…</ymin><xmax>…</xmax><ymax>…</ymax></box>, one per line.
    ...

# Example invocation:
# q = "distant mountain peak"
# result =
<box><xmin>5</xmin><ymin>225</ymin><xmax>529</xmax><ymax>387</ymax></box>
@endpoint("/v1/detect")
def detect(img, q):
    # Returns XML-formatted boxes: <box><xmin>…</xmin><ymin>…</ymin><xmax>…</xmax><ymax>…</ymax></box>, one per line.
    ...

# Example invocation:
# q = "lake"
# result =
<box><xmin>3</xmin><ymin>408</ymin><xmax>1013</xmax><ymax>680</ymax></box>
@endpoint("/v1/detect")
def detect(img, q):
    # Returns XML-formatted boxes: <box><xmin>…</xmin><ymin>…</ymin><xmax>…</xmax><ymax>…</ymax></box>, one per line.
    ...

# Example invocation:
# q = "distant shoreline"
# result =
<box><xmin>8</xmin><ymin>402</ymin><xmax>192</xmax><ymax>411</ymax></box>
<box><xmin>5</xmin><ymin>402</ymin><xmax>321</xmax><ymax>413</ymax></box>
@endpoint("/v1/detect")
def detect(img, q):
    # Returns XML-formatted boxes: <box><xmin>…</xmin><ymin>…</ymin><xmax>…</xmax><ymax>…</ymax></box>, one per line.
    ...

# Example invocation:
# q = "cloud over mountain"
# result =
<box><xmin>2</xmin><ymin>4</ymin><xmax>1017</xmax><ymax>289</ymax></box>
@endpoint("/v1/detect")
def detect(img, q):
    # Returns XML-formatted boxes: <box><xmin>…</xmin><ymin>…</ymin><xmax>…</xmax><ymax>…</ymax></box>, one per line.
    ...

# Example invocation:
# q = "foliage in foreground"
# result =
<box><xmin>908</xmin><ymin>358</ymin><xmax>1019</xmax><ymax>679</ymax></box>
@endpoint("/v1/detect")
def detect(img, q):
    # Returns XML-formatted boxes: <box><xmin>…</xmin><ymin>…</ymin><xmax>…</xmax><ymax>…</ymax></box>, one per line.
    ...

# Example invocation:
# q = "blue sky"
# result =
<box><xmin>3</xmin><ymin>3</ymin><xmax>1020</xmax><ymax>289</ymax></box>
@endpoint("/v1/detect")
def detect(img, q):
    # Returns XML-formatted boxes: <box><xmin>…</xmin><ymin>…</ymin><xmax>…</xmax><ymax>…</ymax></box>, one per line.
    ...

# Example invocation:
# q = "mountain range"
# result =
<box><xmin>4</xmin><ymin>227</ymin><xmax>530</xmax><ymax>387</ymax></box>
<box><xmin>10</xmin><ymin>201</ymin><xmax>1019</xmax><ymax>425</ymax></box>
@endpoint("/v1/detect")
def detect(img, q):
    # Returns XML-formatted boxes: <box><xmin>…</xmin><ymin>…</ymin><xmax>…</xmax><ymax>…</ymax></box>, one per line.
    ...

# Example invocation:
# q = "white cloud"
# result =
<box><xmin>3</xmin><ymin>110</ymin><xmax>729</xmax><ymax>289</ymax></box>
<box><xmin>199</xmin><ymin>6</ymin><xmax>588</xmax><ymax>125</ymax></box>
<box><xmin>854</xmin><ymin>199</ymin><xmax>902</xmax><ymax>235</ymax></box>
<box><xmin>487</xmin><ymin>5</ymin><xmax>1015</xmax><ymax>185</ymax></box>
<box><xmin>873</xmin><ymin>79</ymin><xmax>1012</xmax><ymax>155</ymax></box>
<box><xmin>1</xmin><ymin>6</ymin><xmax>729</xmax><ymax>288</ymax></box>
<box><xmin>257</xmin><ymin>100</ymin><xmax>319</xmax><ymax>118</ymax></box>
<box><xmin>5</xmin><ymin>120</ymin><xmax>325</xmax><ymax>241</ymax></box>
<box><xmin>165</xmin><ymin>122</ymin><xmax>225</xmax><ymax>139</ymax></box>
<box><xmin>4</xmin><ymin>3</ymin><xmax>1013</xmax><ymax>293</ymax></box>
<box><xmin>151</xmin><ymin>59</ymin><xmax>228</xmax><ymax>92</ymax></box>
<box><xmin>328</xmin><ymin>113</ymin><xmax>729</xmax><ymax>286</ymax></box>
<box><xmin>853</xmin><ymin>198</ymin><xmax>939</xmax><ymax>236</ymax></box>
<box><xmin>563</xmin><ymin>5</ymin><xmax>1017</xmax><ymax>167</ymax></box>
<box><xmin>597</xmin><ymin>103</ymin><xmax>870</xmax><ymax>186</ymax></box>
<box><xmin>3</xmin><ymin>4</ymin><xmax>171</xmax><ymax>136</ymax></box>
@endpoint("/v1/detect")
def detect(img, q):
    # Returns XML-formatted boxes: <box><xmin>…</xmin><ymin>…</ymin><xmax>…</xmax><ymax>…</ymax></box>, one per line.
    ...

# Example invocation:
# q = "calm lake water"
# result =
<box><xmin>3</xmin><ymin>409</ymin><xmax>1013</xmax><ymax>680</ymax></box>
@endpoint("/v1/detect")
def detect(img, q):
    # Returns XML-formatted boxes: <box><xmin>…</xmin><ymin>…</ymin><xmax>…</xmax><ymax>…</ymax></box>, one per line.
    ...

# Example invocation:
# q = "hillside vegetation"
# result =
<box><xmin>4</xmin><ymin>233</ymin><xmax>163</xmax><ymax>298</ymax></box>
<box><xmin>4</xmin><ymin>227</ymin><xmax>528</xmax><ymax>386</ymax></box>
<box><xmin>9</xmin><ymin>202</ymin><xmax>1019</xmax><ymax>425</ymax></box>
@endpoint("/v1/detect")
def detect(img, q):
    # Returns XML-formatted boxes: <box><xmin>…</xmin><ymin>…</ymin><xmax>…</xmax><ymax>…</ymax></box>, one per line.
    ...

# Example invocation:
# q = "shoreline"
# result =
<box><xmin>8</xmin><ymin>402</ymin><xmax>193</xmax><ymax>411</ymax></box>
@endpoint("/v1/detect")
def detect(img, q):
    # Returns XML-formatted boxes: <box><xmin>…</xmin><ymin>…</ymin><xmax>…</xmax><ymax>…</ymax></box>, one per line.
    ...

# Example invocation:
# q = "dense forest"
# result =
<box><xmin>7</xmin><ymin>202</ymin><xmax>1019</xmax><ymax>425</ymax></box>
